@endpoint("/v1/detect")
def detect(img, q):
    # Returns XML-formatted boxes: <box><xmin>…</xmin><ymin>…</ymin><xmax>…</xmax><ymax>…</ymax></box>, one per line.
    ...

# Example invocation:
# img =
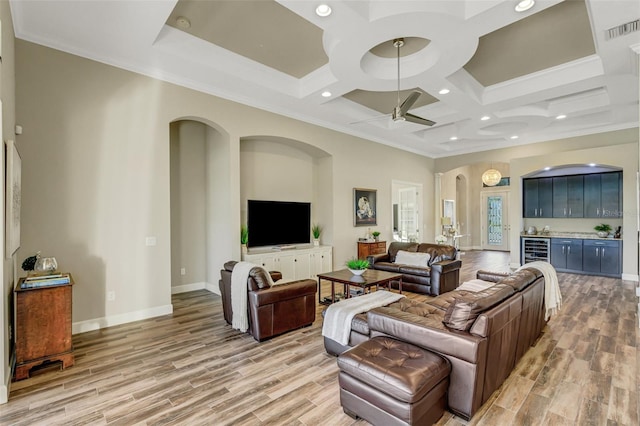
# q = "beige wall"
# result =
<box><xmin>0</xmin><ymin>2</ymin><xmax>16</xmax><ymax>403</ymax></box>
<box><xmin>15</xmin><ymin>40</ymin><xmax>435</xmax><ymax>334</ymax></box>
<box><xmin>170</xmin><ymin>121</ymin><xmax>207</xmax><ymax>288</ymax></box>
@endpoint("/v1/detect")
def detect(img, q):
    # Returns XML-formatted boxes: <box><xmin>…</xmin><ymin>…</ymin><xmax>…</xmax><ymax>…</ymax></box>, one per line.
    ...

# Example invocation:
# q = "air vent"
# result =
<box><xmin>605</xmin><ymin>19</ymin><xmax>639</xmax><ymax>40</ymax></box>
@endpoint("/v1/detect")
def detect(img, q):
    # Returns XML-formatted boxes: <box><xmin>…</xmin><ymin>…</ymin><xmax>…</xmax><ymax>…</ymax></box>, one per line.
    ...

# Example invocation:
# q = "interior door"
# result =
<box><xmin>481</xmin><ymin>191</ymin><xmax>510</xmax><ymax>251</ymax></box>
<box><xmin>398</xmin><ymin>187</ymin><xmax>419</xmax><ymax>242</ymax></box>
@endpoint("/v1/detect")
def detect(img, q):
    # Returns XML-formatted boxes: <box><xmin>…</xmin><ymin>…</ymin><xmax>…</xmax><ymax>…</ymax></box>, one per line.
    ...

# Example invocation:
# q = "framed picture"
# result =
<box><xmin>5</xmin><ymin>139</ymin><xmax>21</xmax><ymax>258</ymax></box>
<box><xmin>354</xmin><ymin>188</ymin><xmax>377</xmax><ymax>226</ymax></box>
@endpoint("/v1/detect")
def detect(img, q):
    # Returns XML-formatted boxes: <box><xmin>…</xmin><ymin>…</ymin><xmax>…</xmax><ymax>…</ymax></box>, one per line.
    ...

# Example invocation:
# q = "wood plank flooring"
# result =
<box><xmin>1</xmin><ymin>250</ymin><xmax>638</xmax><ymax>425</ymax></box>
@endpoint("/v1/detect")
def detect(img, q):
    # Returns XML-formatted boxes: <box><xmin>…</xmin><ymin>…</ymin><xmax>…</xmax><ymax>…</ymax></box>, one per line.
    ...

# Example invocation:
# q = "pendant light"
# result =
<box><xmin>482</xmin><ymin>166</ymin><xmax>502</xmax><ymax>186</ymax></box>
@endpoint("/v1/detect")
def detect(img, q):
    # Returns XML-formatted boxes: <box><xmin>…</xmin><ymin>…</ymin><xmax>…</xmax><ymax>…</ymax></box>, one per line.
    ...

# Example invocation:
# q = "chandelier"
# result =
<box><xmin>482</xmin><ymin>168</ymin><xmax>502</xmax><ymax>186</ymax></box>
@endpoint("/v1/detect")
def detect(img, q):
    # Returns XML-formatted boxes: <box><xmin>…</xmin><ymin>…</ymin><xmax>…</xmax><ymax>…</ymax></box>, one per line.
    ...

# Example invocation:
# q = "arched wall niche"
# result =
<box><xmin>169</xmin><ymin>117</ymin><xmax>233</xmax><ymax>294</ymax></box>
<box><xmin>240</xmin><ymin>135</ymin><xmax>334</xmax><ymax>248</ymax></box>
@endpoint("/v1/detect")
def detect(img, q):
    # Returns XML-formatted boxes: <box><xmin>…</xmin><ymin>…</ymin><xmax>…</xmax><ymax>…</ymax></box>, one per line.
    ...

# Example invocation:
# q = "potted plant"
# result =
<box><xmin>240</xmin><ymin>225</ymin><xmax>249</xmax><ymax>253</ymax></box>
<box><xmin>346</xmin><ymin>258</ymin><xmax>369</xmax><ymax>276</ymax></box>
<box><xmin>594</xmin><ymin>223</ymin><xmax>612</xmax><ymax>238</ymax></box>
<box><xmin>371</xmin><ymin>231</ymin><xmax>381</xmax><ymax>242</ymax></box>
<box><xmin>312</xmin><ymin>224</ymin><xmax>322</xmax><ymax>246</ymax></box>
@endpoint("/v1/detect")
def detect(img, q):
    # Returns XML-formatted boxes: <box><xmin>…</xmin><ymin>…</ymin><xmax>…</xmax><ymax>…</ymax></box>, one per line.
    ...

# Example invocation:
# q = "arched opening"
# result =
<box><xmin>170</xmin><ymin>118</ymin><xmax>232</xmax><ymax>295</ymax></box>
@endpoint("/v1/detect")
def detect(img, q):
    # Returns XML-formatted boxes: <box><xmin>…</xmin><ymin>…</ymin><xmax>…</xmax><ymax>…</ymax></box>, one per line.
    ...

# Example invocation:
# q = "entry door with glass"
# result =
<box><xmin>481</xmin><ymin>191</ymin><xmax>509</xmax><ymax>251</ymax></box>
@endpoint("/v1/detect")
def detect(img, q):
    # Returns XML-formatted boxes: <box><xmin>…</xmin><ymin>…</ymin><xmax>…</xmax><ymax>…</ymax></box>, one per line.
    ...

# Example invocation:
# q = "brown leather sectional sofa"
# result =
<box><xmin>325</xmin><ymin>267</ymin><xmax>547</xmax><ymax>420</ymax></box>
<box><xmin>367</xmin><ymin>242</ymin><xmax>461</xmax><ymax>295</ymax></box>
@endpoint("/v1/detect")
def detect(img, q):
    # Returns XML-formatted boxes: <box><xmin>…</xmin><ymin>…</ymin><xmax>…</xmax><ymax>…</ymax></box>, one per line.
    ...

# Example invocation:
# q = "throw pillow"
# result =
<box><xmin>442</xmin><ymin>283</ymin><xmax>515</xmax><ymax>331</ymax></box>
<box><xmin>394</xmin><ymin>250</ymin><xmax>431</xmax><ymax>267</ymax></box>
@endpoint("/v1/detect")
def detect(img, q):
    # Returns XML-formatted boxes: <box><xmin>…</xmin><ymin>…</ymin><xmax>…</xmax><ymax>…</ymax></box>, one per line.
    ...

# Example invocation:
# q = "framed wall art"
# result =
<box><xmin>354</xmin><ymin>188</ymin><xmax>377</xmax><ymax>226</ymax></box>
<box><xmin>5</xmin><ymin>139</ymin><xmax>21</xmax><ymax>258</ymax></box>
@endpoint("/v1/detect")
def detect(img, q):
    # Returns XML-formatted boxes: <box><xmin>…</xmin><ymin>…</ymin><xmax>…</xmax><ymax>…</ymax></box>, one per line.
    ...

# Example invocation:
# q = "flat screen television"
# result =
<box><xmin>247</xmin><ymin>200</ymin><xmax>311</xmax><ymax>248</ymax></box>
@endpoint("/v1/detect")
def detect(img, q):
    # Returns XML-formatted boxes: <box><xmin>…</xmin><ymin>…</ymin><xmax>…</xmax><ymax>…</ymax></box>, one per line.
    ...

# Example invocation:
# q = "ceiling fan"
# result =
<box><xmin>390</xmin><ymin>38</ymin><xmax>435</xmax><ymax>126</ymax></box>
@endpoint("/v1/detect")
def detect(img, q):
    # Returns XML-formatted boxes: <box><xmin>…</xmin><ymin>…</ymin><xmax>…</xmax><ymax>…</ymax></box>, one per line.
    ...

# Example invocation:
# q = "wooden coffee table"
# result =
<box><xmin>317</xmin><ymin>269</ymin><xmax>403</xmax><ymax>305</ymax></box>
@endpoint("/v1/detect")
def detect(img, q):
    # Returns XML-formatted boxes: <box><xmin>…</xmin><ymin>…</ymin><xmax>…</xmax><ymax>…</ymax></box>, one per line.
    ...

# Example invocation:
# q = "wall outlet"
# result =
<box><xmin>107</xmin><ymin>291</ymin><xmax>116</xmax><ymax>301</ymax></box>
<box><xmin>145</xmin><ymin>236</ymin><xmax>157</xmax><ymax>246</ymax></box>
<box><xmin>180</xmin><ymin>268</ymin><xmax>186</xmax><ymax>276</ymax></box>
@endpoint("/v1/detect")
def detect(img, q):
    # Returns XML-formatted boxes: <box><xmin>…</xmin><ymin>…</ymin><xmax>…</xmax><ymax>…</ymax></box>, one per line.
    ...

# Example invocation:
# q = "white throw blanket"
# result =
<box><xmin>322</xmin><ymin>290</ymin><xmax>405</xmax><ymax>345</ymax></box>
<box><xmin>517</xmin><ymin>261</ymin><xmax>562</xmax><ymax>320</ymax></box>
<box><xmin>230</xmin><ymin>262</ymin><xmax>274</xmax><ymax>332</ymax></box>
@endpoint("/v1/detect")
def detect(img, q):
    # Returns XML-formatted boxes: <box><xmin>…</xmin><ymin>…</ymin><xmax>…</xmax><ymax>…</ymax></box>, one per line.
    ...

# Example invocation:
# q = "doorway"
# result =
<box><xmin>481</xmin><ymin>191</ymin><xmax>510</xmax><ymax>251</ymax></box>
<box><xmin>392</xmin><ymin>181</ymin><xmax>423</xmax><ymax>243</ymax></box>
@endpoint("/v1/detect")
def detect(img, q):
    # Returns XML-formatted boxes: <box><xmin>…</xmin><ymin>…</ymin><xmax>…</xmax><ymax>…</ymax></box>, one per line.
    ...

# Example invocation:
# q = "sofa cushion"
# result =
<box><xmin>416</xmin><ymin>243</ymin><xmax>456</xmax><ymax>266</ymax></box>
<box><xmin>498</xmin><ymin>269</ymin><xmax>542</xmax><ymax>291</ymax></box>
<box><xmin>370</xmin><ymin>262</ymin><xmax>401</xmax><ymax>273</ymax></box>
<box><xmin>442</xmin><ymin>283</ymin><xmax>515</xmax><ymax>331</ymax></box>
<box><xmin>388</xmin><ymin>242</ymin><xmax>419</xmax><ymax>262</ymax></box>
<box><xmin>398</xmin><ymin>265</ymin><xmax>431</xmax><ymax>277</ymax></box>
<box><xmin>395</xmin><ymin>250</ymin><xmax>431</xmax><ymax>267</ymax></box>
<box><xmin>351</xmin><ymin>313</ymin><xmax>369</xmax><ymax>335</ymax></box>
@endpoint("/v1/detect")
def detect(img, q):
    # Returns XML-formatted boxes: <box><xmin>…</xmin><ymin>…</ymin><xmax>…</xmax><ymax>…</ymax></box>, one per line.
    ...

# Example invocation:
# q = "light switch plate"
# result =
<box><xmin>145</xmin><ymin>236</ymin><xmax>157</xmax><ymax>246</ymax></box>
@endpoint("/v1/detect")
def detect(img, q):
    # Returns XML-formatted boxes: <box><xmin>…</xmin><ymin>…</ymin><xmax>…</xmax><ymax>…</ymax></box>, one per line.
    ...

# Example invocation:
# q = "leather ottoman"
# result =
<box><xmin>337</xmin><ymin>336</ymin><xmax>450</xmax><ymax>426</ymax></box>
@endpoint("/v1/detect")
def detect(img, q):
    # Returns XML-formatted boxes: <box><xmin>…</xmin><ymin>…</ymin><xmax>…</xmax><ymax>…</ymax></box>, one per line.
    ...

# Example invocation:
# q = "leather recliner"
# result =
<box><xmin>219</xmin><ymin>261</ymin><xmax>317</xmax><ymax>341</ymax></box>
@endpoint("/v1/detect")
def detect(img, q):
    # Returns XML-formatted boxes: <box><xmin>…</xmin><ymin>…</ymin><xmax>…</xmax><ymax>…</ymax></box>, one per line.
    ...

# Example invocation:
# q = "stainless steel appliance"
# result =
<box><xmin>521</xmin><ymin>237</ymin><xmax>550</xmax><ymax>263</ymax></box>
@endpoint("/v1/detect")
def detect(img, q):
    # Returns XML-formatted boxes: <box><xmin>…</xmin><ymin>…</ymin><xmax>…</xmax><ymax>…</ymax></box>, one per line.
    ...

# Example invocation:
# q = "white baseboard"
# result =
<box><xmin>171</xmin><ymin>281</ymin><xmax>220</xmax><ymax>296</ymax></box>
<box><xmin>72</xmin><ymin>304</ymin><xmax>173</xmax><ymax>335</ymax></box>
<box><xmin>621</xmin><ymin>273</ymin><xmax>639</xmax><ymax>282</ymax></box>
<box><xmin>171</xmin><ymin>282</ymin><xmax>207</xmax><ymax>294</ymax></box>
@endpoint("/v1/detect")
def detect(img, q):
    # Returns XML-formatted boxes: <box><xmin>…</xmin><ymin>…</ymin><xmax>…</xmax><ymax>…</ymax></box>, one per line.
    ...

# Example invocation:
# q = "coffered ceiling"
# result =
<box><xmin>10</xmin><ymin>0</ymin><xmax>640</xmax><ymax>158</ymax></box>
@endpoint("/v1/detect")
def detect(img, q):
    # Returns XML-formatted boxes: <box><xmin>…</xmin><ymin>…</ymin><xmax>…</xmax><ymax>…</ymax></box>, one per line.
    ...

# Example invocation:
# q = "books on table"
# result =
<box><xmin>21</xmin><ymin>273</ymin><xmax>70</xmax><ymax>289</ymax></box>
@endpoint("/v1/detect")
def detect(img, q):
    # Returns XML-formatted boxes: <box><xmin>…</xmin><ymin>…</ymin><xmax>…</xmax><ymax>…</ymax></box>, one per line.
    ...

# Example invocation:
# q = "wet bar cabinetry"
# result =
<box><xmin>523</xmin><ymin>178</ymin><xmax>552</xmax><ymax>218</ymax></box>
<box><xmin>534</xmin><ymin>236</ymin><xmax>622</xmax><ymax>277</ymax></box>
<box><xmin>523</xmin><ymin>171</ymin><xmax>622</xmax><ymax>218</ymax></box>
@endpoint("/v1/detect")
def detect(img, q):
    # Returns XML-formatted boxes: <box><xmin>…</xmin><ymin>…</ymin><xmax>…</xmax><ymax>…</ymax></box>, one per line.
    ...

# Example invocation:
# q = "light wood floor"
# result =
<box><xmin>1</xmin><ymin>250</ymin><xmax>638</xmax><ymax>425</ymax></box>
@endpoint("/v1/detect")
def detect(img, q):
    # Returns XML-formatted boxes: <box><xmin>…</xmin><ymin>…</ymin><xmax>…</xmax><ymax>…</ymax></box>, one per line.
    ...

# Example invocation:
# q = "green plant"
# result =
<box><xmin>346</xmin><ymin>258</ymin><xmax>369</xmax><ymax>270</ymax></box>
<box><xmin>371</xmin><ymin>231</ymin><xmax>380</xmax><ymax>238</ymax></box>
<box><xmin>594</xmin><ymin>223</ymin><xmax>612</xmax><ymax>233</ymax></box>
<box><xmin>312</xmin><ymin>224</ymin><xmax>322</xmax><ymax>239</ymax></box>
<box><xmin>240</xmin><ymin>225</ymin><xmax>249</xmax><ymax>245</ymax></box>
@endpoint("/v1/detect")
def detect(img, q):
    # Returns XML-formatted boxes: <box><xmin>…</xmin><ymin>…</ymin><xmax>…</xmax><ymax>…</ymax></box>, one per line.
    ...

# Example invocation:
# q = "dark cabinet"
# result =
<box><xmin>584</xmin><ymin>172</ymin><xmax>622</xmax><ymax>218</ymax></box>
<box><xmin>550</xmin><ymin>239</ymin><xmax>583</xmax><ymax>271</ymax></box>
<box><xmin>523</xmin><ymin>178</ymin><xmax>552</xmax><ymax>218</ymax></box>
<box><xmin>552</xmin><ymin>175</ymin><xmax>584</xmax><ymax>217</ymax></box>
<box><xmin>582</xmin><ymin>240</ymin><xmax>621</xmax><ymax>276</ymax></box>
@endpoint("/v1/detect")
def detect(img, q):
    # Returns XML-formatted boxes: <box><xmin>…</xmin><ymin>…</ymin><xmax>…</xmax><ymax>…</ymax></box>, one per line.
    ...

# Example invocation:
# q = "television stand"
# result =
<box><xmin>277</xmin><ymin>245</ymin><xmax>297</xmax><ymax>250</ymax></box>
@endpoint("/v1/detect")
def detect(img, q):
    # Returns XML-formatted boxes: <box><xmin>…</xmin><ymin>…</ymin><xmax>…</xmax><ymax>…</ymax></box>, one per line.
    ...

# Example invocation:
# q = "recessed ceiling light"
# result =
<box><xmin>515</xmin><ymin>0</ymin><xmax>535</xmax><ymax>13</ymax></box>
<box><xmin>556</xmin><ymin>114</ymin><xmax>567</xmax><ymax>120</ymax></box>
<box><xmin>439</xmin><ymin>88</ymin><xmax>450</xmax><ymax>95</ymax></box>
<box><xmin>321</xmin><ymin>91</ymin><xmax>332</xmax><ymax>98</ymax></box>
<box><xmin>176</xmin><ymin>16</ymin><xmax>191</xmax><ymax>29</ymax></box>
<box><xmin>510</xmin><ymin>135</ymin><xmax>519</xmax><ymax>139</ymax></box>
<box><xmin>315</xmin><ymin>4</ymin><xmax>332</xmax><ymax>17</ymax></box>
<box><xmin>589</xmin><ymin>163</ymin><xmax>597</xmax><ymax>167</ymax></box>
<box><xmin>544</xmin><ymin>167</ymin><xmax>551</xmax><ymax>171</ymax></box>
<box><xmin>481</xmin><ymin>115</ymin><xmax>491</xmax><ymax>121</ymax></box>
<box><xmin>450</xmin><ymin>136</ymin><xmax>458</xmax><ymax>141</ymax></box>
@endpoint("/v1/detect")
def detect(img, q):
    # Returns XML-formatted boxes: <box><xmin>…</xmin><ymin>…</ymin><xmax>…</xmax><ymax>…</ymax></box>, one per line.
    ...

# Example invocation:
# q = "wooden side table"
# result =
<box><xmin>14</xmin><ymin>274</ymin><xmax>74</xmax><ymax>380</ymax></box>
<box><xmin>358</xmin><ymin>241</ymin><xmax>386</xmax><ymax>259</ymax></box>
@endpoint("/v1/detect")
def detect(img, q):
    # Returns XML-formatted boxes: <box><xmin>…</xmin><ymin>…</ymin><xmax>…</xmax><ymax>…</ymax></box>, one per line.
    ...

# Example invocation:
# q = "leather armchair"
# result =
<box><xmin>219</xmin><ymin>261</ymin><xmax>317</xmax><ymax>341</ymax></box>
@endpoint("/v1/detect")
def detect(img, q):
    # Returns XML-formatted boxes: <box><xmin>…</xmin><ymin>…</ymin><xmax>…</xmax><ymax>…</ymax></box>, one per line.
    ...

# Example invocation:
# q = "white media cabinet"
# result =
<box><xmin>242</xmin><ymin>245</ymin><xmax>333</xmax><ymax>281</ymax></box>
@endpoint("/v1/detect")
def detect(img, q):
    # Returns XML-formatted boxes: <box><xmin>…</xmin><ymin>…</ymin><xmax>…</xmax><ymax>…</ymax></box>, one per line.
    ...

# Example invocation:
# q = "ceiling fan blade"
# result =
<box><xmin>399</xmin><ymin>91</ymin><xmax>421</xmax><ymax>115</ymax></box>
<box><xmin>404</xmin><ymin>112</ymin><xmax>436</xmax><ymax>127</ymax></box>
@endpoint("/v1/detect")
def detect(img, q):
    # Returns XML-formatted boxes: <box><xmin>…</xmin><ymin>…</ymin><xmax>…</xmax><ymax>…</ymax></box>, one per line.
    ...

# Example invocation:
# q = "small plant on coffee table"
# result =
<box><xmin>346</xmin><ymin>258</ymin><xmax>369</xmax><ymax>276</ymax></box>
